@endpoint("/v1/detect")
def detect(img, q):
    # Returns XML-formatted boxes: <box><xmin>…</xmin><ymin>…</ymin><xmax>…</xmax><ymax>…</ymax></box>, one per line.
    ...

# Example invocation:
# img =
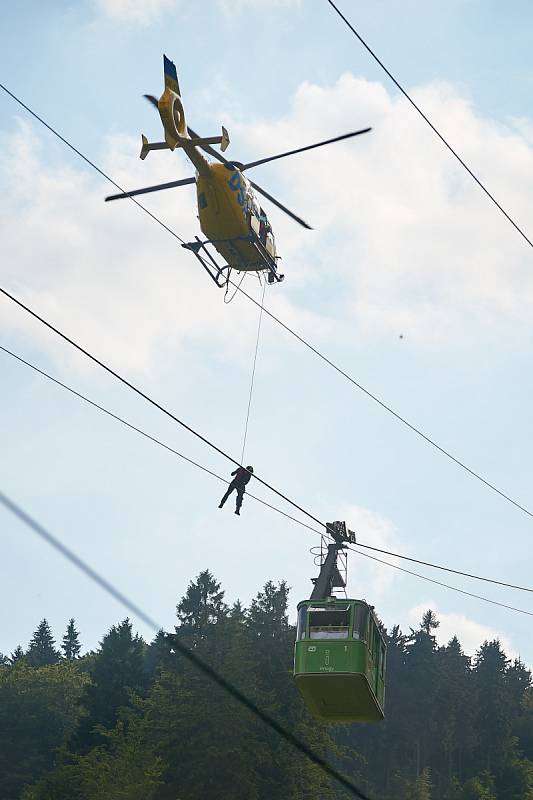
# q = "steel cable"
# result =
<box><xmin>0</xmin><ymin>488</ymin><xmax>373</xmax><ymax>800</ymax></box>
<box><xmin>1</xmin><ymin>83</ymin><xmax>533</xmax><ymax>524</ymax></box>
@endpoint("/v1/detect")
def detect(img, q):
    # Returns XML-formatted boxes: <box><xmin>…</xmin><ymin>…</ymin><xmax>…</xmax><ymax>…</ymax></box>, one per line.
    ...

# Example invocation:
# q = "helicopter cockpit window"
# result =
<box><xmin>308</xmin><ymin>607</ymin><xmax>350</xmax><ymax>640</ymax></box>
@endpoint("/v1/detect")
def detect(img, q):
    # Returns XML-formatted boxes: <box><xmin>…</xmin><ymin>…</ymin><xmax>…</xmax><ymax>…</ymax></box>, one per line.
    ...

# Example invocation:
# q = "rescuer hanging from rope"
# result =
<box><xmin>219</xmin><ymin>466</ymin><xmax>254</xmax><ymax>515</ymax></box>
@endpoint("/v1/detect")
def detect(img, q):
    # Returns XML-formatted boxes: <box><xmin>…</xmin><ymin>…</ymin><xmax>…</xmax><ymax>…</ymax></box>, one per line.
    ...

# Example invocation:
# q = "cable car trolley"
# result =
<box><xmin>293</xmin><ymin>522</ymin><xmax>386</xmax><ymax>723</ymax></box>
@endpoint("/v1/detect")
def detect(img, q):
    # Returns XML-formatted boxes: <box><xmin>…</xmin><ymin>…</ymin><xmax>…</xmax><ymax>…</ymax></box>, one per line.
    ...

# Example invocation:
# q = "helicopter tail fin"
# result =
<box><xmin>163</xmin><ymin>55</ymin><xmax>181</xmax><ymax>97</ymax></box>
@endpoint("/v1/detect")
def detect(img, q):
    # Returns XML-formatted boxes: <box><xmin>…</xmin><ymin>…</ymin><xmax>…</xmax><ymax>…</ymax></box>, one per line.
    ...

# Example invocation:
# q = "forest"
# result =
<box><xmin>2</xmin><ymin>570</ymin><xmax>533</xmax><ymax>800</ymax></box>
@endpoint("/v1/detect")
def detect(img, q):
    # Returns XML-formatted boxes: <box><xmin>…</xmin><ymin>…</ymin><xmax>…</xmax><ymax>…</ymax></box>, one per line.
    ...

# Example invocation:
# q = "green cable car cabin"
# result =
<box><xmin>294</xmin><ymin>598</ymin><xmax>386</xmax><ymax>722</ymax></box>
<box><xmin>293</xmin><ymin>523</ymin><xmax>386</xmax><ymax>723</ymax></box>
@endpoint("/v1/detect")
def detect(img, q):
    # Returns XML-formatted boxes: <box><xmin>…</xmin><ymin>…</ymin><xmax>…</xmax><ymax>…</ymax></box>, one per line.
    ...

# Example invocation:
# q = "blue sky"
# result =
<box><xmin>2</xmin><ymin>0</ymin><xmax>533</xmax><ymax>662</ymax></box>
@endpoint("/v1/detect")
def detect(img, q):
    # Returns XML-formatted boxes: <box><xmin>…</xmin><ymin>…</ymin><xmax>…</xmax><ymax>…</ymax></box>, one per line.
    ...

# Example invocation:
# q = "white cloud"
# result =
<box><xmin>0</xmin><ymin>120</ymin><xmax>330</xmax><ymax>377</ymax></box>
<box><xmin>94</xmin><ymin>0</ymin><xmax>176</xmax><ymax>24</ymax></box>
<box><xmin>94</xmin><ymin>0</ymin><xmax>298</xmax><ymax>24</ymax></box>
<box><xmin>228</xmin><ymin>73</ymin><xmax>533</xmax><ymax>346</ymax></box>
<box><xmin>219</xmin><ymin>0</ymin><xmax>300</xmax><ymax>15</ymax></box>
<box><xmin>338</xmin><ymin>503</ymin><xmax>404</xmax><ymax>602</ymax></box>
<box><xmin>5</xmin><ymin>70</ymin><xmax>533</xmax><ymax>379</ymax></box>
<box><xmin>407</xmin><ymin>602</ymin><xmax>519</xmax><ymax>660</ymax></box>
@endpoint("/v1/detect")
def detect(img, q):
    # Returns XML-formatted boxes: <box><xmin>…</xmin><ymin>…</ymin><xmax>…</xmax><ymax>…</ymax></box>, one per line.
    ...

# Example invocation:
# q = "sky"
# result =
<box><xmin>2</xmin><ymin>0</ymin><xmax>533</xmax><ymax>664</ymax></box>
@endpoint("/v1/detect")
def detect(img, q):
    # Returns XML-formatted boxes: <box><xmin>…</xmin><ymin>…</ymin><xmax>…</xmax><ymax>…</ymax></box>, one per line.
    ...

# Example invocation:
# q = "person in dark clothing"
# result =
<box><xmin>219</xmin><ymin>466</ymin><xmax>254</xmax><ymax>515</ymax></box>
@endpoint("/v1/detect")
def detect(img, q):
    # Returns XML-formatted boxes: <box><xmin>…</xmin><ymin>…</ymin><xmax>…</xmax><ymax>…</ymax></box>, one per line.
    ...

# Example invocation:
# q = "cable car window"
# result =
<box><xmin>352</xmin><ymin>604</ymin><xmax>368</xmax><ymax>641</ymax></box>
<box><xmin>371</xmin><ymin>624</ymin><xmax>379</xmax><ymax>665</ymax></box>
<box><xmin>296</xmin><ymin>606</ymin><xmax>307</xmax><ymax>641</ymax></box>
<box><xmin>380</xmin><ymin>644</ymin><xmax>386</xmax><ymax>677</ymax></box>
<box><xmin>308</xmin><ymin>608</ymin><xmax>350</xmax><ymax>640</ymax></box>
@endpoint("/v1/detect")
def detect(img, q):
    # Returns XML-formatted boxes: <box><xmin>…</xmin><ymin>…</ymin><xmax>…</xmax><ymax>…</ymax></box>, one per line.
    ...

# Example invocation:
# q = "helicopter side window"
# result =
<box><xmin>258</xmin><ymin>207</ymin><xmax>271</xmax><ymax>245</ymax></box>
<box><xmin>308</xmin><ymin>608</ymin><xmax>350</xmax><ymax>640</ymax></box>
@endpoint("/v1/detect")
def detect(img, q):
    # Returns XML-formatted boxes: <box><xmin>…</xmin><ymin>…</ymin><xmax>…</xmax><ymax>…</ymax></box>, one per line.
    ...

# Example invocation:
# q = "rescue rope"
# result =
<box><xmin>240</xmin><ymin>278</ymin><xmax>266</xmax><ymax>464</ymax></box>
<box><xmin>223</xmin><ymin>268</ymin><xmax>246</xmax><ymax>304</ymax></box>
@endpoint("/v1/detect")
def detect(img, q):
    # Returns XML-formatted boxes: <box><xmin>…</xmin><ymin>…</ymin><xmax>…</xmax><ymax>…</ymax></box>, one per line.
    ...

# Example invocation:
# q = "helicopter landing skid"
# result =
<box><xmin>181</xmin><ymin>236</ymin><xmax>229</xmax><ymax>288</ymax></box>
<box><xmin>182</xmin><ymin>234</ymin><xmax>284</xmax><ymax>287</ymax></box>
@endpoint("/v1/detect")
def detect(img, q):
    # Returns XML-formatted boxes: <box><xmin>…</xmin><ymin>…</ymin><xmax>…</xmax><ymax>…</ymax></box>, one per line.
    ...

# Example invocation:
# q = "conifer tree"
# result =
<box><xmin>506</xmin><ymin>657</ymin><xmax>531</xmax><ymax>714</ymax></box>
<box><xmin>8</xmin><ymin>574</ymin><xmax>533</xmax><ymax>799</ymax></box>
<box><xmin>246</xmin><ymin>580</ymin><xmax>292</xmax><ymax>697</ymax></box>
<box><xmin>145</xmin><ymin>629</ymin><xmax>176</xmax><ymax>675</ymax></box>
<box><xmin>176</xmin><ymin>569</ymin><xmax>228</xmax><ymax>639</ymax></box>
<box><xmin>10</xmin><ymin>645</ymin><xmax>25</xmax><ymax>664</ymax></box>
<box><xmin>72</xmin><ymin>618</ymin><xmax>147</xmax><ymax>752</ymax></box>
<box><xmin>473</xmin><ymin>640</ymin><xmax>513</xmax><ymax>774</ymax></box>
<box><xmin>462</xmin><ymin>770</ymin><xmax>497</xmax><ymax>799</ymax></box>
<box><xmin>433</xmin><ymin>636</ymin><xmax>474</xmax><ymax>787</ymax></box>
<box><xmin>0</xmin><ymin>661</ymin><xmax>87</xmax><ymax>799</ymax></box>
<box><xmin>26</xmin><ymin>620</ymin><xmax>59</xmax><ymax>667</ymax></box>
<box><xmin>229</xmin><ymin>599</ymin><xmax>246</xmax><ymax>624</ymax></box>
<box><xmin>0</xmin><ymin>653</ymin><xmax>8</xmax><ymax>666</ymax></box>
<box><xmin>403</xmin><ymin>612</ymin><xmax>441</xmax><ymax>779</ymax></box>
<box><xmin>421</xmin><ymin>609</ymin><xmax>440</xmax><ymax>635</ymax></box>
<box><xmin>247</xmin><ymin>579</ymin><xmax>291</xmax><ymax>641</ymax></box>
<box><xmin>407</xmin><ymin>766</ymin><xmax>433</xmax><ymax>799</ymax></box>
<box><xmin>61</xmin><ymin>618</ymin><xmax>82</xmax><ymax>661</ymax></box>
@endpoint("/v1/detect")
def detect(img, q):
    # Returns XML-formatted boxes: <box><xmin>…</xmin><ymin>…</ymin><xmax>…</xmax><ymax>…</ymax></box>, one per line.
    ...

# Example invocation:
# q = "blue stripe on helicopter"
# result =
<box><xmin>163</xmin><ymin>55</ymin><xmax>178</xmax><ymax>81</ymax></box>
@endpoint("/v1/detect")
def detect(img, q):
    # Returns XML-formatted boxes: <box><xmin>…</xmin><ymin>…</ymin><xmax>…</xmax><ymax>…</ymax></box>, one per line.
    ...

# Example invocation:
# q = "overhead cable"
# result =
<box><xmin>4</xmin><ymin>343</ymin><xmax>533</xmax><ymax>605</ymax></box>
<box><xmin>0</xmin><ymin>83</ymin><xmax>187</xmax><ymax>248</ymax></box>
<box><xmin>0</xmin><ymin>488</ymin><xmax>373</xmax><ymax>800</ymax></box>
<box><xmin>233</xmin><ymin>282</ymin><xmax>533</xmax><ymax>522</ymax></box>
<box><xmin>325</xmin><ymin>0</ymin><xmax>533</xmax><ymax>251</ymax></box>
<box><xmin>1</xmin><ymin>82</ymin><xmax>533</xmax><ymax>523</ymax></box>
<box><xmin>0</xmin><ymin>287</ymin><xmax>324</xmax><ymax>531</ymax></box>
<box><xmin>0</xmin><ymin>344</ymin><xmax>319</xmax><ymax>535</ymax></box>
<box><xmin>352</xmin><ymin>541</ymin><xmax>533</xmax><ymax>594</ymax></box>
<box><xmin>349</xmin><ymin>546</ymin><xmax>533</xmax><ymax>618</ymax></box>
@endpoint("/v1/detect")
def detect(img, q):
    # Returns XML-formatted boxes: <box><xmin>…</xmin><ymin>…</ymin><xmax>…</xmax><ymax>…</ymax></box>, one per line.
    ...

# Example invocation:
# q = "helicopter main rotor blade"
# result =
<box><xmin>188</xmin><ymin>126</ymin><xmax>312</xmax><ymax>229</ymax></box>
<box><xmin>143</xmin><ymin>94</ymin><xmax>159</xmax><ymax>108</ymax></box>
<box><xmin>240</xmin><ymin>128</ymin><xmax>371</xmax><ymax>171</ymax></box>
<box><xmin>250</xmin><ymin>181</ymin><xmax>312</xmax><ymax>230</ymax></box>
<box><xmin>105</xmin><ymin>176</ymin><xmax>196</xmax><ymax>202</ymax></box>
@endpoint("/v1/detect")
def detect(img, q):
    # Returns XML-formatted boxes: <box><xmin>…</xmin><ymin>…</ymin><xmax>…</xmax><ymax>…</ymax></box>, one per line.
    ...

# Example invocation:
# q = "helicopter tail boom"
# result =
<box><xmin>141</xmin><ymin>55</ymin><xmax>230</xmax><ymax>165</ymax></box>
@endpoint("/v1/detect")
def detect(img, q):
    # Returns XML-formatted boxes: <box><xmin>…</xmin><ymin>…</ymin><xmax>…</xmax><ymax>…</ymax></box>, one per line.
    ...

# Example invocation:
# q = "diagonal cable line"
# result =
<box><xmin>0</xmin><ymin>286</ymin><xmax>324</xmax><ymax>530</ymax></box>
<box><xmin>4</xmin><ymin>343</ymin><xmax>533</xmax><ymax>602</ymax></box>
<box><xmin>0</xmin><ymin>83</ymin><xmax>187</xmax><ymax>248</ymax></box>
<box><xmin>234</xmin><ymin>281</ymin><xmax>533</xmax><ymax>520</ymax></box>
<box><xmin>349</xmin><ymin>546</ymin><xmax>533</xmax><ymax>618</ymax></box>
<box><xmin>2</xmin><ymin>82</ymin><xmax>533</xmax><ymax>523</ymax></box>
<box><xmin>325</xmin><ymin>0</ymin><xmax>533</xmax><ymax>250</ymax></box>
<box><xmin>0</xmin><ymin>344</ymin><xmax>320</xmax><ymax>536</ymax></box>
<box><xmin>352</xmin><ymin>541</ymin><xmax>533</xmax><ymax>594</ymax></box>
<box><xmin>0</xmin><ymin>488</ymin><xmax>373</xmax><ymax>800</ymax></box>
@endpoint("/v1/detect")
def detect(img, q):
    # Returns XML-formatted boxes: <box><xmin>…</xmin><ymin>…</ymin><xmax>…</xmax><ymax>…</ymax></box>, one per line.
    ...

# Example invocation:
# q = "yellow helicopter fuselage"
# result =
<box><xmin>195</xmin><ymin>161</ymin><xmax>277</xmax><ymax>271</ymax></box>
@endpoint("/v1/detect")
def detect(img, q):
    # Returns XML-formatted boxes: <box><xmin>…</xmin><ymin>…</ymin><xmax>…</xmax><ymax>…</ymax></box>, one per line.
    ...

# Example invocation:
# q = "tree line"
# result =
<box><xmin>1</xmin><ymin>571</ymin><xmax>532</xmax><ymax>800</ymax></box>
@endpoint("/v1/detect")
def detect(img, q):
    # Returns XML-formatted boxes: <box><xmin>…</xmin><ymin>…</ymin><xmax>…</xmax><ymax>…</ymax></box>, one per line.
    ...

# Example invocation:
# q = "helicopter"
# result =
<box><xmin>105</xmin><ymin>55</ymin><xmax>371</xmax><ymax>287</ymax></box>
